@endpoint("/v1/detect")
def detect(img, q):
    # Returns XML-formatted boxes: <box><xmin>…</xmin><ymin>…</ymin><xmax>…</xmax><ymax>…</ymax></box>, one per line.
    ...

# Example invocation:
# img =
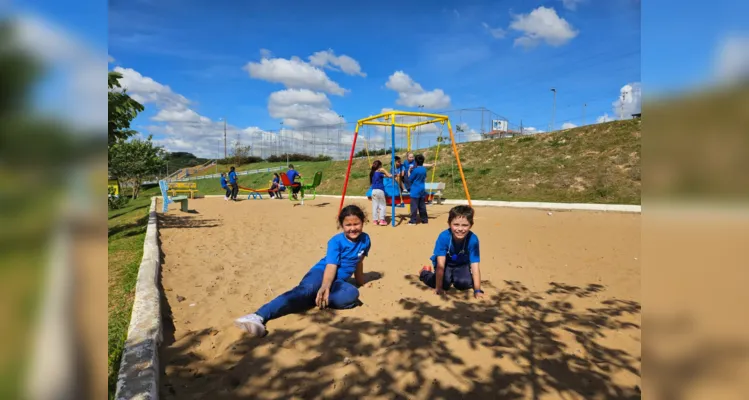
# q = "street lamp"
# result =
<box><xmin>550</xmin><ymin>88</ymin><xmax>557</xmax><ymax>131</ymax></box>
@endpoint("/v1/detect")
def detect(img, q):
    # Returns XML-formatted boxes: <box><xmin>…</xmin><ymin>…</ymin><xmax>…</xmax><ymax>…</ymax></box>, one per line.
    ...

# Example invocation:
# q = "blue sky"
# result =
<box><xmin>103</xmin><ymin>0</ymin><xmax>643</xmax><ymax>157</ymax></box>
<box><xmin>11</xmin><ymin>0</ymin><xmax>749</xmax><ymax>158</ymax></box>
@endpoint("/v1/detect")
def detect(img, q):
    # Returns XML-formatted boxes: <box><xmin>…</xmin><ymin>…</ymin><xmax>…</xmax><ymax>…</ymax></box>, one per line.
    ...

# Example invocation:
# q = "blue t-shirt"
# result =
<box><xmin>430</xmin><ymin>229</ymin><xmax>480</xmax><ymax>268</ymax></box>
<box><xmin>408</xmin><ymin>166</ymin><xmax>427</xmax><ymax>198</ymax></box>
<box><xmin>371</xmin><ymin>171</ymin><xmax>385</xmax><ymax>190</ymax></box>
<box><xmin>287</xmin><ymin>170</ymin><xmax>300</xmax><ymax>184</ymax></box>
<box><xmin>273</xmin><ymin>176</ymin><xmax>279</xmax><ymax>184</ymax></box>
<box><xmin>220</xmin><ymin>176</ymin><xmax>228</xmax><ymax>188</ymax></box>
<box><xmin>311</xmin><ymin>232</ymin><xmax>371</xmax><ymax>281</ymax></box>
<box><xmin>403</xmin><ymin>160</ymin><xmax>417</xmax><ymax>176</ymax></box>
<box><xmin>228</xmin><ymin>171</ymin><xmax>237</xmax><ymax>184</ymax></box>
<box><xmin>392</xmin><ymin>164</ymin><xmax>405</xmax><ymax>176</ymax></box>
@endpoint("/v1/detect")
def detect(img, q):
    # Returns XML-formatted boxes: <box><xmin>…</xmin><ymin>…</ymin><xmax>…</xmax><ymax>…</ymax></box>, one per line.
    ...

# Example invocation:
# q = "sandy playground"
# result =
<box><xmin>156</xmin><ymin>196</ymin><xmax>641</xmax><ymax>400</ymax></box>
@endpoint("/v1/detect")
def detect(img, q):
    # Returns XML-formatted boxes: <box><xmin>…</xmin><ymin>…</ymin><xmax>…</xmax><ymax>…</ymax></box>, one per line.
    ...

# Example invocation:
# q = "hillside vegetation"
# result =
<box><xmin>192</xmin><ymin>119</ymin><xmax>641</xmax><ymax>204</ymax></box>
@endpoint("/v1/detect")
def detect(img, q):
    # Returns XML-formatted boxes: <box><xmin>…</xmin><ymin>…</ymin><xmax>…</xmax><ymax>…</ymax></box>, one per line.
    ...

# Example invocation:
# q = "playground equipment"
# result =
<box><xmin>280</xmin><ymin>171</ymin><xmax>323</xmax><ymax>205</ymax></box>
<box><xmin>159</xmin><ymin>180</ymin><xmax>189</xmax><ymax>212</ymax></box>
<box><xmin>340</xmin><ymin>110</ymin><xmax>472</xmax><ymax>226</ymax></box>
<box><xmin>236</xmin><ymin>181</ymin><xmax>281</xmax><ymax>200</ymax></box>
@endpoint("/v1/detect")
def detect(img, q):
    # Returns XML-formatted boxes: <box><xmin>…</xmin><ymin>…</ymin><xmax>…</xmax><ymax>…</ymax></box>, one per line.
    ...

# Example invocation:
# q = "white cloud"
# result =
<box><xmin>267</xmin><ymin>88</ymin><xmax>344</xmax><ymax>129</ymax></box>
<box><xmin>385</xmin><ymin>71</ymin><xmax>451</xmax><ymax>109</ymax></box>
<box><xmin>509</xmin><ymin>6</ymin><xmax>578</xmax><ymax>48</ymax></box>
<box><xmin>561</xmin><ymin>0</ymin><xmax>585</xmax><ymax>11</ymax></box>
<box><xmin>714</xmin><ymin>35</ymin><xmax>749</xmax><ymax>83</ymax></box>
<box><xmin>259</xmin><ymin>48</ymin><xmax>273</xmax><ymax>59</ymax></box>
<box><xmin>612</xmin><ymin>82</ymin><xmax>642</xmax><ymax>119</ymax></box>
<box><xmin>244</xmin><ymin>55</ymin><xmax>348</xmax><ymax>95</ymax></box>
<box><xmin>12</xmin><ymin>14</ymin><xmax>107</xmax><ymax>131</ymax></box>
<box><xmin>562</xmin><ymin>122</ymin><xmax>577</xmax><ymax>129</ymax></box>
<box><xmin>523</xmin><ymin>126</ymin><xmax>545</xmax><ymax>134</ymax></box>
<box><xmin>596</xmin><ymin>113</ymin><xmax>614</xmax><ymax>123</ymax></box>
<box><xmin>114</xmin><ymin>66</ymin><xmax>281</xmax><ymax>158</ymax></box>
<box><xmin>113</xmin><ymin>67</ymin><xmax>191</xmax><ymax>109</ymax></box>
<box><xmin>308</xmin><ymin>49</ymin><xmax>366</xmax><ymax>77</ymax></box>
<box><xmin>482</xmin><ymin>22</ymin><xmax>506</xmax><ymax>39</ymax></box>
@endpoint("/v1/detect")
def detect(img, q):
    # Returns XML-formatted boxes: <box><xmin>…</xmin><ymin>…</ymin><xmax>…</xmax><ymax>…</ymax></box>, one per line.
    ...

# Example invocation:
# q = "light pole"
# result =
<box><xmin>280</xmin><ymin>121</ymin><xmax>288</xmax><ymax>166</ymax></box>
<box><xmin>338</xmin><ymin>115</ymin><xmax>344</xmax><ymax>161</ymax></box>
<box><xmin>583</xmin><ymin>103</ymin><xmax>587</xmax><ymax>125</ymax></box>
<box><xmin>550</xmin><ymin>88</ymin><xmax>557</xmax><ymax>131</ymax></box>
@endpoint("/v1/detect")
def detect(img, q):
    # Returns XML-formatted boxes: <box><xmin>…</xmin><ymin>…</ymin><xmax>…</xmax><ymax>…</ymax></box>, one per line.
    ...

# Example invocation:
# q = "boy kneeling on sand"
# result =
<box><xmin>419</xmin><ymin>205</ymin><xmax>485</xmax><ymax>299</ymax></box>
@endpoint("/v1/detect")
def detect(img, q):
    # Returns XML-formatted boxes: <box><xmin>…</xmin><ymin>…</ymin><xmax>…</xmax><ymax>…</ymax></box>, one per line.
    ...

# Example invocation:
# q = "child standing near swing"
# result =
<box><xmin>234</xmin><ymin>205</ymin><xmax>373</xmax><ymax>337</ymax></box>
<box><xmin>369</xmin><ymin>160</ymin><xmax>392</xmax><ymax>226</ymax></box>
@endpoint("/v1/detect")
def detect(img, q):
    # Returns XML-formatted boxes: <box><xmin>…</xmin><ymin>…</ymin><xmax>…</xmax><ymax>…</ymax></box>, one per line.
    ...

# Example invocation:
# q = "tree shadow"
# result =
<box><xmin>108</xmin><ymin>214</ymin><xmax>149</xmax><ymax>237</ymax></box>
<box><xmin>159</xmin><ymin>280</ymin><xmax>642</xmax><ymax>399</ymax></box>
<box><xmin>159</xmin><ymin>214</ymin><xmax>221</xmax><ymax>229</ymax></box>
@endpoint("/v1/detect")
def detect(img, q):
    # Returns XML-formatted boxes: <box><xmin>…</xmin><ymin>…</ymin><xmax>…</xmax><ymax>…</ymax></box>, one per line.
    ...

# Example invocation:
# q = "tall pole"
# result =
<box><xmin>223</xmin><ymin>118</ymin><xmax>227</xmax><ymax>158</ymax></box>
<box><xmin>550</xmin><ymin>88</ymin><xmax>557</xmax><ymax>131</ymax></box>
<box><xmin>391</xmin><ymin>118</ymin><xmax>396</xmax><ymax>226</ymax></box>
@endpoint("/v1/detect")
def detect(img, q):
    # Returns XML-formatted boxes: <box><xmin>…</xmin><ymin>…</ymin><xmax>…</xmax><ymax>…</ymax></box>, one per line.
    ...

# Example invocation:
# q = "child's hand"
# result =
<box><xmin>316</xmin><ymin>285</ymin><xmax>331</xmax><ymax>309</ymax></box>
<box><xmin>434</xmin><ymin>287</ymin><xmax>443</xmax><ymax>296</ymax></box>
<box><xmin>474</xmin><ymin>291</ymin><xmax>484</xmax><ymax>300</ymax></box>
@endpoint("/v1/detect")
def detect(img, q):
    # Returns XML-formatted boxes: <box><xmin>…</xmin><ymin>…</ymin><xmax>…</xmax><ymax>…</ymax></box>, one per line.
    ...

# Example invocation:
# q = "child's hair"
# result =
<box><xmin>230</xmin><ymin>166</ymin><xmax>235</xmax><ymax>171</ymax></box>
<box><xmin>338</xmin><ymin>204</ymin><xmax>367</xmax><ymax>228</ymax></box>
<box><xmin>220</xmin><ymin>172</ymin><xmax>225</xmax><ymax>177</ymax></box>
<box><xmin>395</xmin><ymin>156</ymin><xmax>401</xmax><ymax>162</ymax></box>
<box><xmin>369</xmin><ymin>160</ymin><xmax>383</xmax><ymax>184</ymax></box>
<box><xmin>448</xmin><ymin>205</ymin><xmax>474</xmax><ymax>226</ymax></box>
<box><xmin>415</xmin><ymin>154</ymin><xmax>425</xmax><ymax>166</ymax></box>
<box><xmin>273</xmin><ymin>172</ymin><xmax>279</xmax><ymax>178</ymax></box>
<box><xmin>288</xmin><ymin>164</ymin><xmax>294</xmax><ymax>169</ymax></box>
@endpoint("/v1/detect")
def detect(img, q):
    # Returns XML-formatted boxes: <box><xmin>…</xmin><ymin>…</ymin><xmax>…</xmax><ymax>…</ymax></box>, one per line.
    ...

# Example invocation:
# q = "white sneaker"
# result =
<box><xmin>234</xmin><ymin>313</ymin><xmax>266</xmax><ymax>337</ymax></box>
<box><xmin>224</xmin><ymin>196</ymin><xmax>229</xmax><ymax>201</ymax></box>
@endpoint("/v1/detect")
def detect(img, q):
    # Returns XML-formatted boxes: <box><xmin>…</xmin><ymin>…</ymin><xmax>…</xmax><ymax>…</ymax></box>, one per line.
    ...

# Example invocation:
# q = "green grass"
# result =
<box><xmin>107</xmin><ymin>186</ymin><xmax>159</xmax><ymax>399</ymax></box>
<box><xmin>192</xmin><ymin>120</ymin><xmax>641</xmax><ymax>204</ymax></box>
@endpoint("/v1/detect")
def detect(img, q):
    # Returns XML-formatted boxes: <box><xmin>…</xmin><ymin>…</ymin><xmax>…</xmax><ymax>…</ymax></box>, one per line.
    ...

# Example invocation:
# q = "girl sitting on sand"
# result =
<box><xmin>234</xmin><ymin>204</ymin><xmax>372</xmax><ymax>337</ymax></box>
<box><xmin>419</xmin><ymin>205</ymin><xmax>485</xmax><ymax>299</ymax></box>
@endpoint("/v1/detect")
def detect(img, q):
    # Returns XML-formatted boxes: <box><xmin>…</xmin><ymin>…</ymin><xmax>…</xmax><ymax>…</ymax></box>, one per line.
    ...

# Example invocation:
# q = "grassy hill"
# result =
<box><xmin>192</xmin><ymin>119</ymin><xmax>641</xmax><ymax>204</ymax></box>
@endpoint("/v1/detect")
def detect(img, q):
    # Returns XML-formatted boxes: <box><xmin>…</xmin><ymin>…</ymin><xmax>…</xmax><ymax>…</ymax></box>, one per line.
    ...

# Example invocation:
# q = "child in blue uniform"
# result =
<box><xmin>420</xmin><ymin>205</ymin><xmax>484</xmax><ymax>299</ymax></box>
<box><xmin>369</xmin><ymin>160</ymin><xmax>393</xmax><ymax>225</ymax></box>
<box><xmin>228</xmin><ymin>166</ymin><xmax>239</xmax><ymax>201</ymax></box>
<box><xmin>220</xmin><ymin>173</ymin><xmax>230</xmax><ymax>200</ymax></box>
<box><xmin>234</xmin><ymin>205</ymin><xmax>373</xmax><ymax>337</ymax></box>
<box><xmin>408</xmin><ymin>154</ymin><xmax>429</xmax><ymax>225</ymax></box>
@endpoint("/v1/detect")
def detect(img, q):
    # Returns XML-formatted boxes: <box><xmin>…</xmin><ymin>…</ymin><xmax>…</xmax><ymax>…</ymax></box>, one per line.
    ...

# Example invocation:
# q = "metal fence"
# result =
<box><xmin>205</xmin><ymin>106</ymin><xmax>632</xmax><ymax>162</ymax></box>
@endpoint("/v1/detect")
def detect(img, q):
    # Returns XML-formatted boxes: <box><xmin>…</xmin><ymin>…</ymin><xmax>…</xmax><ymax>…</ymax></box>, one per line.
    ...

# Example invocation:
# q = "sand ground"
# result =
<box><xmin>157</xmin><ymin>196</ymin><xmax>641</xmax><ymax>400</ymax></box>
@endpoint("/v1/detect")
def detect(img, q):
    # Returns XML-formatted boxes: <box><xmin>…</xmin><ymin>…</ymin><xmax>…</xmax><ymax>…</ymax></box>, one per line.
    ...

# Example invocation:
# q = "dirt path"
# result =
<box><xmin>158</xmin><ymin>197</ymin><xmax>640</xmax><ymax>399</ymax></box>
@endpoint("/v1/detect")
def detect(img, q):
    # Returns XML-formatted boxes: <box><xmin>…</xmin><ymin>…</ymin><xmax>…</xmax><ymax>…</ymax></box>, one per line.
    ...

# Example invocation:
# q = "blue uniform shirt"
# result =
<box><xmin>371</xmin><ymin>171</ymin><xmax>385</xmax><ymax>190</ymax></box>
<box><xmin>287</xmin><ymin>169</ymin><xmax>300</xmax><ymax>183</ymax></box>
<box><xmin>403</xmin><ymin>160</ymin><xmax>417</xmax><ymax>176</ymax></box>
<box><xmin>228</xmin><ymin>171</ymin><xmax>237</xmax><ymax>184</ymax></box>
<box><xmin>311</xmin><ymin>232</ymin><xmax>371</xmax><ymax>281</ymax></box>
<box><xmin>408</xmin><ymin>166</ymin><xmax>427</xmax><ymax>198</ymax></box>
<box><xmin>220</xmin><ymin>176</ymin><xmax>228</xmax><ymax>188</ymax></box>
<box><xmin>430</xmin><ymin>229</ymin><xmax>480</xmax><ymax>268</ymax></box>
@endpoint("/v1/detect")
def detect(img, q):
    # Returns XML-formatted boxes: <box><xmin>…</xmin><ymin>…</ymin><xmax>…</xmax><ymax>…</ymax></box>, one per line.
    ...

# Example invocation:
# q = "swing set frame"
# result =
<box><xmin>338</xmin><ymin>110</ymin><xmax>472</xmax><ymax>227</ymax></box>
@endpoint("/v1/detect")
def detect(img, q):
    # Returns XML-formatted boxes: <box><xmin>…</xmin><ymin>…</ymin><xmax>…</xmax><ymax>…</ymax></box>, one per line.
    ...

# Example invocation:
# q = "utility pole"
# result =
<box><xmin>281</xmin><ymin>121</ymin><xmax>287</xmax><ymax>166</ymax></box>
<box><xmin>223</xmin><ymin>118</ymin><xmax>227</xmax><ymax>158</ymax></box>
<box><xmin>550</xmin><ymin>88</ymin><xmax>557</xmax><ymax>131</ymax></box>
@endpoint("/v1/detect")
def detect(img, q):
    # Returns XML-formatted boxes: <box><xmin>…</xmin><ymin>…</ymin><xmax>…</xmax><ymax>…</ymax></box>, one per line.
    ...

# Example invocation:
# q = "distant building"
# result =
<box><xmin>632</xmin><ymin>113</ymin><xmax>641</xmax><ymax>119</ymax></box>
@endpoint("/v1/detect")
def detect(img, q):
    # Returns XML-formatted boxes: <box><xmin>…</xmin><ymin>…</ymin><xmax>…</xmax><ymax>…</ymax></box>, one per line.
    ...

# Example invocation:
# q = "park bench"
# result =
<box><xmin>425</xmin><ymin>182</ymin><xmax>446</xmax><ymax>204</ymax></box>
<box><xmin>168</xmin><ymin>182</ymin><xmax>199</xmax><ymax>199</ymax></box>
<box><xmin>159</xmin><ymin>180</ymin><xmax>189</xmax><ymax>212</ymax></box>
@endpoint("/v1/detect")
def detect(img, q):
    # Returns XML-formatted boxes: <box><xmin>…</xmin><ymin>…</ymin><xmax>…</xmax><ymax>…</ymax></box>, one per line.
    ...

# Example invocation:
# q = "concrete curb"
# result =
<box><xmin>114</xmin><ymin>197</ymin><xmax>162</xmax><ymax>400</ymax></box>
<box><xmin>202</xmin><ymin>194</ymin><xmax>640</xmax><ymax>213</ymax></box>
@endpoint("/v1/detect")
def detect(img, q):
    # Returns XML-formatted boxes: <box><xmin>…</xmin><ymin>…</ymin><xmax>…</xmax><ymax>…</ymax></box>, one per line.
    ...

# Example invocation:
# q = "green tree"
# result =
<box><xmin>108</xmin><ymin>71</ymin><xmax>144</xmax><ymax>145</ymax></box>
<box><xmin>108</xmin><ymin>136</ymin><xmax>166</xmax><ymax>199</ymax></box>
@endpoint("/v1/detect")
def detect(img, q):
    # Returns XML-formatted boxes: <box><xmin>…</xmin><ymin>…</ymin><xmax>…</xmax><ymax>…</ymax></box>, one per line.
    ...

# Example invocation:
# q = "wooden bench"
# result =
<box><xmin>168</xmin><ymin>182</ymin><xmax>199</xmax><ymax>199</ymax></box>
<box><xmin>425</xmin><ymin>182</ymin><xmax>446</xmax><ymax>204</ymax></box>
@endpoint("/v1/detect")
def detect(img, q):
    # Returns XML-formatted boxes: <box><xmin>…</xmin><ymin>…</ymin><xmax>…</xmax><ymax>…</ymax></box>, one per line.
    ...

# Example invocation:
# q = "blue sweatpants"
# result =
<box><xmin>420</xmin><ymin>264</ymin><xmax>473</xmax><ymax>291</ymax></box>
<box><xmin>255</xmin><ymin>268</ymin><xmax>360</xmax><ymax>321</ymax></box>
